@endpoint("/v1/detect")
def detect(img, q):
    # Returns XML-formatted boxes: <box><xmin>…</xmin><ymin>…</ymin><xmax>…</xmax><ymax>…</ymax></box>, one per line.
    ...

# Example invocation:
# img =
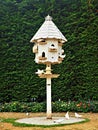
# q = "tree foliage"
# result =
<box><xmin>0</xmin><ymin>0</ymin><xmax>98</xmax><ymax>102</ymax></box>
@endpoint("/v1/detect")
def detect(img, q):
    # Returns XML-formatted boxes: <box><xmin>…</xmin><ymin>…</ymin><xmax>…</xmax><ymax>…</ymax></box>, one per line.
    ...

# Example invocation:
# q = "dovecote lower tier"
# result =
<box><xmin>33</xmin><ymin>39</ymin><xmax>65</xmax><ymax>64</ymax></box>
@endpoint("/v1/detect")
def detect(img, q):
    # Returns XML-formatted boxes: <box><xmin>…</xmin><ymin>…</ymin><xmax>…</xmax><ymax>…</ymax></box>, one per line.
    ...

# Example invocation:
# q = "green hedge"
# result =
<box><xmin>0</xmin><ymin>101</ymin><xmax>98</xmax><ymax>113</ymax></box>
<box><xmin>0</xmin><ymin>0</ymin><xmax>98</xmax><ymax>103</ymax></box>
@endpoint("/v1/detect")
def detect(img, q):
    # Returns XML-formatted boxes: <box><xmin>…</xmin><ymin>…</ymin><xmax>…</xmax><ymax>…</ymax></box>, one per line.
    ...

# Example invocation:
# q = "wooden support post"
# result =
<box><xmin>46</xmin><ymin>77</ymin><xmax>52</xmax><ymax>119</ymax></box>
<box><xmin>46</xmin><ymin>64</ymin><xmax>52</xmax><ymax>119</ymax></box>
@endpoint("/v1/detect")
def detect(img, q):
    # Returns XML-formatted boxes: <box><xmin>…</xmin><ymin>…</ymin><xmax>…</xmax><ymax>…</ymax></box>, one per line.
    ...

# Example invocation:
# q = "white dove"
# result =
<box><xmin>49</xmin><ymin>46</ymin><xmax>56</xmax><ymax>49</ymax></box>
<box><xmin>65</xmin><ymin>111</ymin><xmax>70</xmax><ymax>120</ymax></box>
<box><xmin>35</xmin><ymin>69</ymin><xmax>44</xmax><ymax>74</ymax></box>
<box><xmin>61</xmin><ymin>49</ymin><xmax>64</xmax><ymax>54</ymax></box>
<box><xmin>53</xmin><ymin>118</ymin><xmax>64</xmax><ymax>123</ymax></box>
<box><xmin>60</xmin><ymin>54</ymin><xmax>66</xmax><ymax>59</ymax></box>
<box><xmin>75</xmin><ymin>112</ymin><xmax>82</xmax><ymax>118</ymax></box>
<box><xmin>26</xmin><ymin>112</ymin><xmax>29</xmax><ymax>116</ymax></box>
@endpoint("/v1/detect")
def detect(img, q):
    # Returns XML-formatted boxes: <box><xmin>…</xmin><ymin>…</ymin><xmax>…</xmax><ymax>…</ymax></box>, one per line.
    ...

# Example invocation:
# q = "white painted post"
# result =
<box><xmin>45</xmin><ymin>64</ymin><xmax>52</xmax><ymax>119</ymax></box>
<box><xmin>46</xmin><ymin>77</ymin><xmax>52</xmax><ymax>119</ymax></box>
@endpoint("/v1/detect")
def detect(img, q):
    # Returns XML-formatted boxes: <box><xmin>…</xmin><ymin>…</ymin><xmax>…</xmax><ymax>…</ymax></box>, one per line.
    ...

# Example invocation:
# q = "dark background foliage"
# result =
<box><xmin>0</xmin><ymin>0</ymin><xmax>98</xmax><ymax>103</ymax></box>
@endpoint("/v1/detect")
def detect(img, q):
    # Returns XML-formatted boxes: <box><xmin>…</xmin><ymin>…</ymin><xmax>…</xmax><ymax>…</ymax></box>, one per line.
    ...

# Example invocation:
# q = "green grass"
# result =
<box><xmin>1</xmin><ymin>118</ymin><xmax>90</xmax><ymax>128</ymax></box>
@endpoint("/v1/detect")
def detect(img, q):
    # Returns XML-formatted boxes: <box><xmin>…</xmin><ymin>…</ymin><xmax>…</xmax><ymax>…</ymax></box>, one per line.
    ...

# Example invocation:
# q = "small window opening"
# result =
<box><xmin>42</xmin><ymin>52</ymin><xmax>45</xmax><ymax>57</ymax></box>
<box><xmin>42</xmin><ymin>39</ymin><xmax>45</xmax><ymax>42</ymax></box>
<box><xmin>51</xmin><ymin>44</ymin><xmax>55</xmax><ymax>47</ymax></box>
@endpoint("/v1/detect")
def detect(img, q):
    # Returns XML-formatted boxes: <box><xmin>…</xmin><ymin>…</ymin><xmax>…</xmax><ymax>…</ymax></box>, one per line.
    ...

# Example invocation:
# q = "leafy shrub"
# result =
<box><xmin>0</xmin><ymin>102</ymin><xmax>21</xmax><ymax>112</ymax></box>
<box><xmin>52</xmin><ymin>101</ymin><xmax>71</xmax><ymax>112</ymax></box>
<box><xmin>0</xmin><ymin>101</ymin><xmax>46</xmax><ymax>113</ymax></box>
<box><xmin>89</xmin><ymin>101</ymin><xmax>98</xmax><ymax>113</ymax></box>
<box><xmin>31</xmin><ymin>102</ymin><xmax>46</xmax><ymax>112</ymax></box>
<box><xmin>0</xmin><ymin>101</ymin><xmax>98</xmax><ymax>113</ymax></box>
<box><xmin>52</xmin><ymin>101</ymin><xmax>98</xmax><ymax>113</ymax></box>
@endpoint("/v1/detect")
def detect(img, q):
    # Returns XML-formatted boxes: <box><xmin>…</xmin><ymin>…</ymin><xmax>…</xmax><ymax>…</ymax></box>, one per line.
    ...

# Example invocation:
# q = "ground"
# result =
<box><xmin>0</xmin><ymin>112</ymin><xmax>98</xmax><ymax>130</ymax></box>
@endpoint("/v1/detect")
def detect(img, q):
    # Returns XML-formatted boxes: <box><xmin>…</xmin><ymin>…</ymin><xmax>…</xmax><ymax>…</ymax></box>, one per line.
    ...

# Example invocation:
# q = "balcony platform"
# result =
<box><xmin>38</xmin><ymin>73</ymin><xmax>59</xmax><ymax>78</ymax></box>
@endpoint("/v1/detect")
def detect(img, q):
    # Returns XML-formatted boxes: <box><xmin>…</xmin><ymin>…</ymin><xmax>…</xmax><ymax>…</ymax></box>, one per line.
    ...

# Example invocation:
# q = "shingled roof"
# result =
<box><xmin>30</xmin><ymin>15</ymin><xmax>67</xmax><ymax>43</ymax></box>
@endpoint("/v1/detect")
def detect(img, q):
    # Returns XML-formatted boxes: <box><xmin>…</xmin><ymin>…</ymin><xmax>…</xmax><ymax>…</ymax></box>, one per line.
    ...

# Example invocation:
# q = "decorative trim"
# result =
<box><xmin>58</xmin><ymin>57</ymin><xmax>63</xmax><ymax>61</ymax></box>
<box><xmin>58</xmin><ymin>42</ymin><xmax>63</xmax><ymax>46</ymax></box>
<box><xmin>39</xmin><ymin>56</ymin><xmax>47</xmax><ymax>60</ymax></box>
<box><xmin>33</xmin><ymin>49</ymin><xmax>38</xmax><ymax>53</ymax></box>
<box><xmin>48</xmin><ymin>48</ymin><xmax>57</xmax><ymax>52</ymax></box>
<box><xmin>38</xmin><ymin>74</ymin><xmax>60</xmax><ymax>78</ymax></box>
<box><xmin>38</xmin><ymin>42</ymin><xmax>47</xmax><ymax>45</ymax></box>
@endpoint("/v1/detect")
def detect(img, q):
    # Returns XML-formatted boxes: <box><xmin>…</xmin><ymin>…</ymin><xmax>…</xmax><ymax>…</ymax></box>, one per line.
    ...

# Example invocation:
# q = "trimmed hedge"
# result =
<box><xmin>0</xmin><ymin>101</ymin><xmax>98</xmax><ymax>113</ymax></box>
<box><xmin>0</xmin><ymin>0</ymin><xmax>98</xmax><ymax>104</ymax></box>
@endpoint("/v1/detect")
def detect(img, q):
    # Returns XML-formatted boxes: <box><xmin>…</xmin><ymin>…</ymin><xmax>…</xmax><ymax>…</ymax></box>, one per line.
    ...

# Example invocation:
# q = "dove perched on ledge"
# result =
<box><xmin>49</xmin><ymin>46</ymin><xmax>56</xmax><ymax>49</ymax></box>
<box><xmin>35</xmin><ymin>69</ymin><xmax>44</xmax><ymax>74</ymax></box>
<box><xmin>60</xmin><ymin>54</ymin><xmax>66</xmax><ymax>59</ymax></box>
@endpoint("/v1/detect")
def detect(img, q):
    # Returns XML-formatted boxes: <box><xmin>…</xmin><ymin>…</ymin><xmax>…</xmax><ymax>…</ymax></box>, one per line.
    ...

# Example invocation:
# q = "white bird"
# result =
<box><xmin>35</xmin><ymin>69</ymin><xmax>44</xmax><ymax>74</ymax></box>
<box><xmin>75</xmin><ymin>112</ymin><xmax>82</xmax><ymax>118</ymax></box>
<box><xmin>26</xmin><ymin>112</ymin><xmax>29</xmax><ymax>116</ymax></box>
<box><xmin>50</xmin><ymin>46</ymin><xmax>56</xmax><ymax>49</ymax></box>
<box><xmin>65</xmin><ymin>111</ymin><xmax>70</xmax><ymax>120</ymax></box>
<box><xmin>60</xmin><ymin>54</ymin><xmax>66</xmax><ymax>59</ymax></box>
<box><xmin>53</xmin><ymin>118</ymin><xmax>64</xmax><ymax>123</ymax></box>
<box><xmin>61</xmin><ymin>49</ymin><xmax>64</xmax><ymax>54</ymax></box>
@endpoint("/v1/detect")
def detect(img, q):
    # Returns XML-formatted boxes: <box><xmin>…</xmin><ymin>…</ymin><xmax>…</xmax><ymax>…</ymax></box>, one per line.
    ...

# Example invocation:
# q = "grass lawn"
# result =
<box><xmin>0</xmin><ymin>112</ymin><xmax>98</xmax><ymax>130</ymax></box>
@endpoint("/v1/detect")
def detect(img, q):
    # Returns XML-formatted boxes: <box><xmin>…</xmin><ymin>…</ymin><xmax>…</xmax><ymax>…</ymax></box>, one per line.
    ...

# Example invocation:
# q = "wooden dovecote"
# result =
<box><xmin>30</xmin><ymin>15</ymin><xmax>67</xmax><ymax>65</ymax></box>
<box><xmin>30</xmin><ymin>15</ymin><xmax>67</xmax><ymax>119</ymax></box>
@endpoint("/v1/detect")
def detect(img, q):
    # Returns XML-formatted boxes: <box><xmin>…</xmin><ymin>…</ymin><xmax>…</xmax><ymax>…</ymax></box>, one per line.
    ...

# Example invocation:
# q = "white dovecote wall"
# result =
<box><xmin>33</xmin><ymin>39</ymin><xmax>65</xmax><ymax>64</ymax></box>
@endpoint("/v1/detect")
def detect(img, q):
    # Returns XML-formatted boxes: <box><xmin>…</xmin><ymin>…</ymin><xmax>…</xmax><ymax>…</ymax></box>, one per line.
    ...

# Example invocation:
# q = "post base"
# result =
<box><xmin>47</xmin><ymin>113</ymin><xmax>52</xmax><ymax>119</ymax></box>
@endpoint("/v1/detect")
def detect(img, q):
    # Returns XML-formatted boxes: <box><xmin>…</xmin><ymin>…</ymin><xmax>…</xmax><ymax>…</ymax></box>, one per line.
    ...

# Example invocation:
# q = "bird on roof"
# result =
<box><xmin>75</xmin><ymin>112</ymin><xmax>82</xmax><ymax>118</ymax></box>
<box><xmin>53</xmin><ymin>118</ymin><xmax>64</xmax><ymax>123</ymax></box>
<box><xmin>35</xmin><ymin>69</ymin><xmax>44</xmax><ymax>74</ymax></box>
<box><xmin>65</xmin><ymin>111</ymin><xmax>70</xmax><ymax>120</ymax></box>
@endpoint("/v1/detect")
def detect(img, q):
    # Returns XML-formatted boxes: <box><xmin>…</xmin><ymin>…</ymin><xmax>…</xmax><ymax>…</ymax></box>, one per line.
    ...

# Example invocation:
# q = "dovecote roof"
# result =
<box><xmin>30</xmin><ymin>15</ymin><xmax>67</xmax><ymax>43</ymax></box>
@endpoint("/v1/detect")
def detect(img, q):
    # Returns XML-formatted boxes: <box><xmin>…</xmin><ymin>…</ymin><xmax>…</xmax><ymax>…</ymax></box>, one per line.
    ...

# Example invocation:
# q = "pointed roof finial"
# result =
<box><xmin>45</xmin><ymin>15</ymin><xmax>52</xmax><ymax>21</ymax></box>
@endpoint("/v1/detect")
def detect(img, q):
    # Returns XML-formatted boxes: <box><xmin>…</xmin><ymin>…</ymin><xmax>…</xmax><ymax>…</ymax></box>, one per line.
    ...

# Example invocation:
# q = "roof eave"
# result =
<box><xmin>30</xmin><ymin>37</ymin><xmax>67</xmax><ymax>43</ymax></box>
